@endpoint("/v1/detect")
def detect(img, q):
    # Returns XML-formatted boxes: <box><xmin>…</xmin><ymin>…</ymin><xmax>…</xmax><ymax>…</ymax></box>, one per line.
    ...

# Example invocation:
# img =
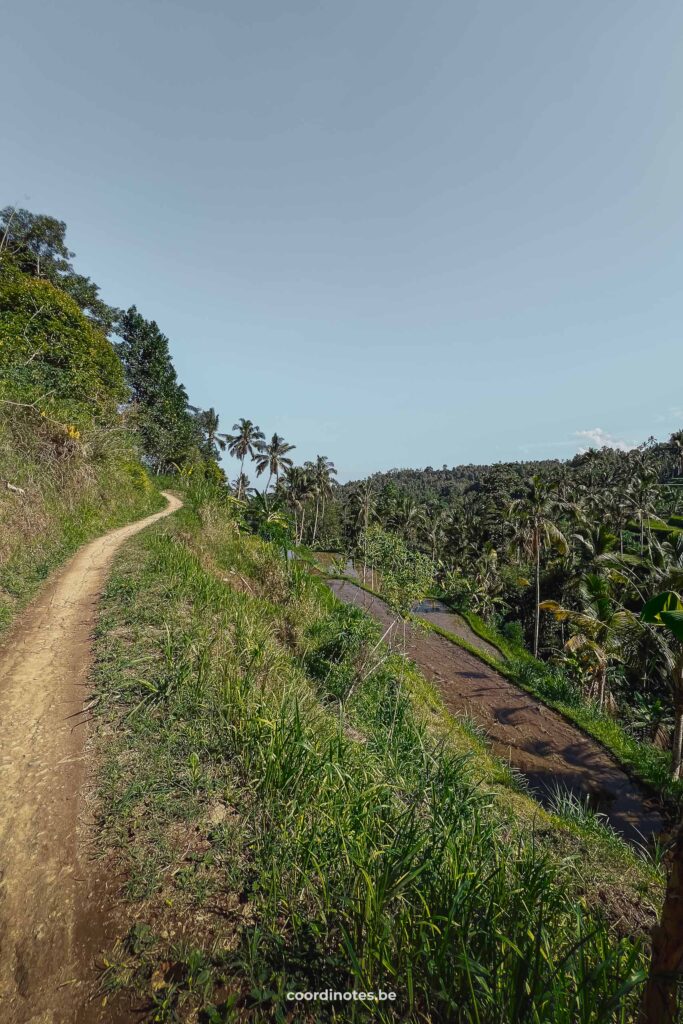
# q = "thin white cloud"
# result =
<box><xmin>575</xmin><ymin>428</ymin><xmax>637</xmax><ymax>453</ymax></box>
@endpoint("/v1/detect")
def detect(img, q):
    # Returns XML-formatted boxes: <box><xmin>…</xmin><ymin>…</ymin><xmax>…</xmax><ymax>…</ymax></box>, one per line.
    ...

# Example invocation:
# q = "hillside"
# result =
<box><xmin>0</xmin><ymin>205</ymin><xmax>681</xmax><ymax>1022</ymax></box>
<box><xmin>89</xmin><ymin>487</ymin><xmax>661</xmax><ymax>1021</ymax></box>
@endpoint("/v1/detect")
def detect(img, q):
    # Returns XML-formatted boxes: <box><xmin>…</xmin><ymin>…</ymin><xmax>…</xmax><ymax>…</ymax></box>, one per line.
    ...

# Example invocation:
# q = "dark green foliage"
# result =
<box><xmin>115</xmin><ymin>306</ymin><xmax>205</xmax><ymax>474</ymax></box>
<box><xmin>93</xmin><ymin>514</ymin><xmax>652</xmax><ymax>1022</ymax></box>
<box><xmin>0</xmin><ymin>265</ymin><xmax>125</xmax><ymax>421</ymax></box>
<box><xmin>0</xmin><ymin>206</ymin><xmax>119</xmax><ymax>331</ymax></box>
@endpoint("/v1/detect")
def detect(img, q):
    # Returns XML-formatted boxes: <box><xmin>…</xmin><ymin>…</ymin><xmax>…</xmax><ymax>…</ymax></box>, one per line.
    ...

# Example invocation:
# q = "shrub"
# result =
<box><xmin>0</xmin><ymin>265</ymin><xmax>125</xmax><ymax>422</ymax></box>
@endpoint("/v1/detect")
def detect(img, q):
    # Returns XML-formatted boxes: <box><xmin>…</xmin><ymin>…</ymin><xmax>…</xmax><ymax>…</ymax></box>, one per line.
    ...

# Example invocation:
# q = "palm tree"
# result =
<box><xmin>283</xmin><ymin>464</ymin><xmax>314</xmax><ymax>543</ymax></box>
<box><xmin>226</xmin><ymin>419</ymin><xmax>265</xmax><ymax>499</ymax></box>
<box><xmin>255</xmin><ymin>433</ymin><xmax>296</xmax><ymax>494</ymax></box>
<box><xmin>641</xmin><ymin>590</ymin><xmax>683</xmax><ymax>779</ymax></box>
<box><xmin>507</xmin><ymin>476</ymin><xmax>568</xmax><ymax>658</ymax></box>
<box><xmin>231</xmin><ymin>472</ymin><xmax>253</xmax><ymax>499</ymax></box>
<box><xmin>421</xmin><ymin>507</ymin><xmax>450</xmax><ymax>562</ymax></box>
<box><xmin>540</xmin><ymin>574</ymin><xmax>638</xmax><ymax>711</ymax></box>
<box><xmin>310</xmin><ymin>455</ymin><xmax>337</xmax><ymax>546</ymax></box>
<box><xmin>389</xmin><ymin>494</ymin><xmax>426</xmax><ymax>545</ymax></box>
<box><xmin>625</xmin><ymin>472</ymin><xmax>658</xmax><ymax>554</ymax></box>
<box><xmin>669</xmin><ymin>429</ymin><xmax>683</xmax><ymax>479</ymax></box>
<box><xmin>191</xmin><ymin>406</ymin><xmax>229</xmax><ymax>458</ymax></box>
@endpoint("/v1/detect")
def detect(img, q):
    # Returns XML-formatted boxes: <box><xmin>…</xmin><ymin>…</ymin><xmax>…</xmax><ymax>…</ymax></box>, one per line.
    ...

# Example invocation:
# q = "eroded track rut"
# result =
<box><xmin>0</xmin><ymin>493</ymin><xmax>181</xmax><ymax>1024</ymax></box>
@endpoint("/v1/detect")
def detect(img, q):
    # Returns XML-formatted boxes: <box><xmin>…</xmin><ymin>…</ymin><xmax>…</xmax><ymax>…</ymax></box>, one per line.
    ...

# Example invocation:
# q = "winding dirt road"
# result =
<box><xmin>328</xmin><ymin>579</ymin><xmax>664</xmax><ymax>844</ymax></box>
<box><xmin>0</xmin><ymin>493</ymin><xmax>181</xmax><ymax>1024</ymax></box>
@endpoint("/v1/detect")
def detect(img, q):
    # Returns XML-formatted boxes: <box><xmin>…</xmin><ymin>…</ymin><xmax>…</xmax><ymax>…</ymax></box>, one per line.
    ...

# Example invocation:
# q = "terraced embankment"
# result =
<box><xmin>328</xmin><ymin>578</ymin><xmax>664</xmax><ymax>844</ymax></box>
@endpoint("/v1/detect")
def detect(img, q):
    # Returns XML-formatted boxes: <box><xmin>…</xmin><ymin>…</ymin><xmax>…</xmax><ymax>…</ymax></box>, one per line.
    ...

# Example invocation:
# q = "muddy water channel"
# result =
<box><xmin>327</xmin><ymin>579</ymin><xmax>663</xmax><ymax>844</ymax></box>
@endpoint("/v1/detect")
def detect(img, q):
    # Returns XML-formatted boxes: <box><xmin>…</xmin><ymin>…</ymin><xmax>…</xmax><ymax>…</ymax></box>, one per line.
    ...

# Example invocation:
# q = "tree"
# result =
<box><xmin>116</xmin><ymin>306</ymin><xmax>199</xmax><ymax>472</ymax></box>
<box><xmin>668</xmin><ymin>430</ymin><xmax>683</xmax><ymax>479</ymax></box>
<box><xmin>309</xmin><ymin>454</ymin><xmax>337</xmax><ymax>546</ymax></box>
<box><xmin>540</xmin><ymin>574</ymin><xmax>639</xmax><ymax>711</ymax></box>
<box><xmin>254</xmin><ymin>433</ymin><xmax>295</xmax><ymax>494</ymax></box>
<box><xmin>0</xmin><ymin>267</ymin><xmax>125</xmax><ymax>418</ymax></box>
<box><xmin>282</xmin><ymin>464</ymin><xmax>313</xmax><ymax>543</ymax></box>
<box><xmin>641</xmin><ymin>590</ymin><xmax>683</xmax><ymax>779</ymax></box>
<box><xmin>507</xmin><ymin>476</ymin><xmax>569</xmax><ymax>657</ymax></box>
<box><xmin>192</xmin><ymin>406</ymin><xmax>229</xmax><ymax>461</ymax></box>
<box><xmin>231</xmin><ymin>472</ymin><xmax>253</xmax><ymax>499</ymax></box>
<box><xmin>347</xmin><ymin>480</ymin><xmax>378</xmax><ymax>581</ymax></box>
<box><xmin>640</xmin><ymin>816</ymin><xmax>683</xmax><ymax>1024</ymax></box>
<box><xmin>226</xmin><ymin>419</ymin><xmax>265</xmax><ymax>499</ymax></box>
<box><xmin>0</xmin><ymin>206</ymin><xmax>118</xmax><ymax>331</ymax></box>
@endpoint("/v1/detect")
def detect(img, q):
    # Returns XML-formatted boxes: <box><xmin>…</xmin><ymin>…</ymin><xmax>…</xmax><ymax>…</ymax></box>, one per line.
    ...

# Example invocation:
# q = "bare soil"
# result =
<box><xmin>328</xmin><ymin>579</ymin><xmax>664</xmax><ymax>844</ymax></box>
<box><xmin>0</xmin><ymin>493</ymin><xmax>181</xmax><ymax>1024</ymax></box>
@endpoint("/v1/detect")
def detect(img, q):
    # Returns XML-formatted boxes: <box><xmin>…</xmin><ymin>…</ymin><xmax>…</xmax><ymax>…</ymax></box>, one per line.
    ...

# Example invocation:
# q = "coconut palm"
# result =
<box><xmin>283</xmin><ymin>464</ymin><xmax>314</xmax><ymax>543</ymax></box>
<box><xmin>349</xmin><ymin>480</ymin><xmax>378</xmax><ymax>581</ymax></box>
<box><xmin>540</xmin><ymin>574</ymin><xmax>639</xmax><ymax>711</ymax></box>
<box><xmin>389</xmin><ymin>494</ymin><xmax>426</xmax><ymax>545</ymax></box>
<box><xmin>190</xmin><ymin>406</ymin><xmax>229</xmax><ymax>459</ymax></box>
<box><xmin>226</xmin><ymin>419</ymin><xmax>265</xmax><ymax>499</ymax></box>
<box><xmin>309</xmin><ymin>455</ymin><xmax>337</xmax><ymax>546</ymax></box>
<box><xmin>421</xmin><ymin>506</ymin><xmax>451</xmax><ymax>562</ymax></box>
<box><xmin>507</xmin><ymin>476</ymin><xmax>569</xmax><ymax>658</ymax></box>
<box><xmin>255</xmin><ymin>433</ymin><xmax>296</xmax><ymax>494</ymax></box>
<box><xmin>231</xmin><ymin>472</ymin><xmax>253</xmax><ymax>500</ymax></box>
<box><xmin>641</xmin><ymin>590</ymin><xmax>683</xmax><ymax>779</ymax></box>
<box><xmin>670</xmin><ymin>429</ymin><xmax>683</xmax><ymax>478</ymax></box>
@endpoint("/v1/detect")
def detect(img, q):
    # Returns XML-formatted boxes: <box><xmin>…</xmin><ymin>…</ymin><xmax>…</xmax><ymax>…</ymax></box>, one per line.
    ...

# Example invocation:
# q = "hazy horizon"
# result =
<box><xmin>4</xmin><ymin>0</ymin><xmax>682</xmax><ymax>481</ymax></box>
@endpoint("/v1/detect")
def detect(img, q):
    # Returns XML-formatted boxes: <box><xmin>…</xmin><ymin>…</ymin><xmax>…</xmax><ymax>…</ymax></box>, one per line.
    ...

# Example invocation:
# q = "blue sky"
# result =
<box><xmin>3</xmin><ymin>0</ymin><xmax>682</xmax><ymax>481</ymax></box>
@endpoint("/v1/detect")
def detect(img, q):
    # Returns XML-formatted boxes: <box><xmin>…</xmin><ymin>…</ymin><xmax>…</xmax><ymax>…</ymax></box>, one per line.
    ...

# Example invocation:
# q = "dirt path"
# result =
<box><xmin>329</xmin><ymin>579</ymin><xmax>664</xmax><ymax>844</ymax></box>
<box><xmin>0</xmin><ymin>492</ymin><xmax>182</xmax><ymax>1024</ymax></box>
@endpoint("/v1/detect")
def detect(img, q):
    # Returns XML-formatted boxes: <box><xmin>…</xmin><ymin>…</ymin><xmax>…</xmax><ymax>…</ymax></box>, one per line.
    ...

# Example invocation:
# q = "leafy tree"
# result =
<box><xmin>115</xmin><ymin>306</ymin><xmax>200</xmax><ymax>472</ymax></box>
<box><xmin>0</xmin><ymin>266</ymin><xmax>124</xmax><ymax>419</ymax></box>
<box><xmin>0</xmin><ymin>206</ymin><xmax>118</xmax><ymax>331</ymax></box>
<box><xmin>364</xmin><ymin>525</ymin><xmax>434</xmax><ymax>618</ymax></box>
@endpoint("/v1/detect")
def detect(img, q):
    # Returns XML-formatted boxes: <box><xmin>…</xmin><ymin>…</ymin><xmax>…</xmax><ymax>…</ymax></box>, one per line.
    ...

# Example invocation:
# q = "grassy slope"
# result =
<box><xmin>0</xmin><ymin>407</ymin><xmax>164</xmax><ymax>634</ymax></box>
<box><xmin>90</xmin><ymin>500</ymin><xmax>661</xmax><ymax>1023</ymax></box>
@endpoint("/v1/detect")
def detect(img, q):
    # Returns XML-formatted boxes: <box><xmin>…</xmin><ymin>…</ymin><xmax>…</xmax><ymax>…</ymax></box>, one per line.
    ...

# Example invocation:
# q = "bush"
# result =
<box><xmin>501</xmin><ymin>619</ymin><xmax>525</xmax><ymax>647</ymax></box>
<box><xmin>0</xmin><ymin>265</ymin><xmax>125</xmax><ymax>422</ymax></box>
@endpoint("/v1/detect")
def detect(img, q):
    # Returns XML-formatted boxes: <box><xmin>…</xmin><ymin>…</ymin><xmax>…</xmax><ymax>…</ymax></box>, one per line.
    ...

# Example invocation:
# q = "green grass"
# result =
<box><xmin>90</xmin><ymin>503</ymin><xmax>660</xmax><ymax>1023</ymax></box>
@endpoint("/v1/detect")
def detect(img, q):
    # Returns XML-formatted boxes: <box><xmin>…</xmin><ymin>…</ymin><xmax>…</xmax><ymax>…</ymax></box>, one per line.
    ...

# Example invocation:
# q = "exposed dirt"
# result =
<box><xmin>328</xmin><ymin>579</ymin><xmax>664</xmax><ymax>844</ymax></box>
<box><xmin>0</xmin><ymin>493</ymin><xmax>181</xmax><ymax>1024</ymax></box>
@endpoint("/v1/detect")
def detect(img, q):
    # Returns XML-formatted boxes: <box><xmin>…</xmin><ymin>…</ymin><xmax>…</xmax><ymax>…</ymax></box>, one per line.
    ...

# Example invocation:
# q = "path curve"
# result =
<box><xmin>0</xmin><ymin>492</ymin><xmax>182</xmax><ymax>1024</ymax></box>
<box><xmin>329</xmin><ymin>579</ymin><xmax>664</xmax><ymax>844</ymax></box>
